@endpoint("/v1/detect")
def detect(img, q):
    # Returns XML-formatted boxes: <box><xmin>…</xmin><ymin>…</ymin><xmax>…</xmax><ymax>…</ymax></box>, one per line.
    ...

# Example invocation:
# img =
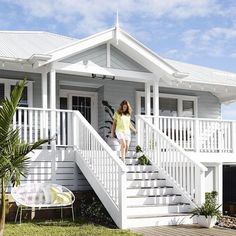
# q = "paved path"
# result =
<box><xmin>132</xmin><ymin>225</ymin><xmax>236</xmax><ymax>236</ymax></box>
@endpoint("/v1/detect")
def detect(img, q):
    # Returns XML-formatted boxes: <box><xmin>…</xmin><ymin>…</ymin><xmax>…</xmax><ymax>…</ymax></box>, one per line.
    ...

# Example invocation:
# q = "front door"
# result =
<box><xmin>60</xmin><ymin>90</ymin><xmax>98</xmax><ymax>130</ymax></box>
<box><xmin>69</xmin><ymin>93</ymin><xmax>98</xmax><ymax>129</ymax></box>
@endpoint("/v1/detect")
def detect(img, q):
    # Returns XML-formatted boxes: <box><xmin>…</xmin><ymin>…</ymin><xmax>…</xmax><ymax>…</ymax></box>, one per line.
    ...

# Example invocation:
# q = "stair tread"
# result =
<box><xmin>127</xmin><ymin>203</ymin><xmax>190</xmax><ymax>208</ymax></box>
<box><xmin>128</xmin><ymin>213</ymin><xmax>191</xmax><ymax>219</ymax></box>
<box><xmin>127</xmin><ymin>171</ymin><xmax>158</xmax><ymax>173</ymax></box>
<box><xmin>127</xmin><ymin>194</ymin><xmax>181</xmax><ymax>198</ymax></box>
<box><xmin>127</xmin><ymin>178</ymin><xmax>165</xmax><ymax>181</ymax></box>
<box><xmin>127</xmin><ymin>186</ymin><xmax>173</xmax><ymax>190</ymax></box>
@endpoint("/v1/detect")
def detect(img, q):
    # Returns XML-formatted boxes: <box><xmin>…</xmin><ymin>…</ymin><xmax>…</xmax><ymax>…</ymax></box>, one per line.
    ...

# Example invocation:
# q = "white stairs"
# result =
<box><xmin>124</xmin><ymin>151</ymin><xmax>193</xmax><ymax>228</ymax></box>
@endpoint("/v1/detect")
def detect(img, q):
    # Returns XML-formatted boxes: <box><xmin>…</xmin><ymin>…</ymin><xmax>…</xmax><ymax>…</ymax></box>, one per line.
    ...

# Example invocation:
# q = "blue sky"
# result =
<box><xmin>0</xmin><ymin>0</ymin><xmax>236</xmax><ymax>119</ymax></box>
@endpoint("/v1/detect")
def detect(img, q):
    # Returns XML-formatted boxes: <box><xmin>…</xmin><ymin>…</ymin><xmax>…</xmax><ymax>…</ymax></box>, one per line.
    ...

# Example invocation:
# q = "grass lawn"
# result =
<box><xmin>4</xmin><ymin>218</ymin><xmax>141</xmax><ymax>236</ymax></box>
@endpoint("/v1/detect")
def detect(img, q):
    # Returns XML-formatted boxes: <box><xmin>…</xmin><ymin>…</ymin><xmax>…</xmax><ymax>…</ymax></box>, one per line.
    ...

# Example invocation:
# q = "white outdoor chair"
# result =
<box><xmin>11</xmin><ymin>183</ymin><xmax>75</xmax><ymax>224</ymax></box>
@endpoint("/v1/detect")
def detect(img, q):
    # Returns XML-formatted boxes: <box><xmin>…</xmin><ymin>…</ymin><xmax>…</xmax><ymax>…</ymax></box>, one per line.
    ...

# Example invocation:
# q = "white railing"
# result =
<box><xmin>13</xmin><ymin>107</ymin><xmax>74</xmax><ymax>146</ymax></box>
<box><xmin>73</xmin><ymin>111</ymin><xmax>127</xmax><ymax>228</ymax></box>
<box><xmin>137</xmin><ymin>115</ymin><xmax>207</xmax><ymax>204</ymax></box>
<box><xmin>144</xmin><ymin>116</ymin><xmax>235</xmax><ymax>153</ymax></box>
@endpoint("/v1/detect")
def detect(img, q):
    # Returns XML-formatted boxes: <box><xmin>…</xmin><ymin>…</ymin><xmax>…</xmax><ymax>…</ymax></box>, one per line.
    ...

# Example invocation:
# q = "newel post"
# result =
<box><xmin>136</xmin><ymin>115</ymin><xmax>141</xmax><ymax>146</ymax></box>
<box><xmin>119</xmin><ymin>169</ymin><xmax>127</xmax><ymax>229</ymax></box>
<box><xmin>195</xmin><ymin>167</ymin><xmax>205</xmax><ymax>205</ymax></box>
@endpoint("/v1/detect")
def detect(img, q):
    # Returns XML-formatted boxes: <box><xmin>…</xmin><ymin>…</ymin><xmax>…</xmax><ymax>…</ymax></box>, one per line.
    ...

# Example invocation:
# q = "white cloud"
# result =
<box><xmin>2</xmin><ymin>0</ymin><xmax>223</xmax><ymax>37</ymax></box>
<box><xmin>181</xmin><ymin>26</ymin><xmax>236</xmax><ymax>57</ymax></box>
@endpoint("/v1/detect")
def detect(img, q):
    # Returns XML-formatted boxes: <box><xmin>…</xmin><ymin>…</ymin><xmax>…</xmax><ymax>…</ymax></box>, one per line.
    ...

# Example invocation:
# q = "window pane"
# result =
<box><xmin>140</xmin><ymin>97</ymin><xmax>154</xmax><ymax>115</ymax></box>
<box><xmin>60</xmin><ymin>97</ymin><xmax>68</xmax><ymax>109</ymax></box>
<box><xmin>0</xmin><ymin>83</ymin><xmax>4</xmax><ymax>104</ymax></box>
<box><xmin>183</xmin><ymin>100</ymin><xmax>194</xmax><ymax>117</ymax></box>
<box><xmin>11</xmin><ymin>85</ymin><xmax>28</xmax><ymax>107</ymax></box>
<box><xmin>160</xmin><ymin>98</ymin><xmax>178</xmax><ymax>117</ymax></box>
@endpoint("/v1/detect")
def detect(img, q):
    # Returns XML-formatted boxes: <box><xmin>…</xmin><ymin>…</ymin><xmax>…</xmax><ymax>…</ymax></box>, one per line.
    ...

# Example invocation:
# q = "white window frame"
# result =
<box><xmin>136</xmin><ymin>91</ymin><xmax>198</xmax><ymax>118</ymax></box>
<box><xmin>0</xmin><ymin>78</ymin><xmax>33</xmax><ymax>107</ymax></box>
<box><xmin>60</xmin><ymin>89</ymin><xmax>98</xmax><ymax>130</ymax></box>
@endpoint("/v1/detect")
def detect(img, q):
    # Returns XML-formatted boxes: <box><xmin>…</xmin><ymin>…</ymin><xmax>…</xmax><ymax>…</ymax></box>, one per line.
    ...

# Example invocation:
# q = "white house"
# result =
<box><xmin>1</xmin><ymin>21</ymin><xmax>236</xmax><ymax>228</ymax></box>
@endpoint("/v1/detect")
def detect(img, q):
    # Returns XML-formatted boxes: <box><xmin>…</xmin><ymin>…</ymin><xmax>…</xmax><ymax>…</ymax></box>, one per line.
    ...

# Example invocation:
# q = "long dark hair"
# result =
<box><xmin>117</xmin><ymin>100</ymin><xmax>132</xmax><ymax>115</ymax></box>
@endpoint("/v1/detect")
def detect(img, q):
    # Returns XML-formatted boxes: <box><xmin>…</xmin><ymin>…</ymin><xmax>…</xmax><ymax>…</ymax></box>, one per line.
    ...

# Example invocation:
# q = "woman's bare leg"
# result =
<box><xmin>125</xmin><ymin>140</ymin><xmax>130</xmax><ymax>157</ymax></box>
<box><xmin>119</xmin><ymin>139</ymin><xmax>126</xmax><ymax>162</ymax></box>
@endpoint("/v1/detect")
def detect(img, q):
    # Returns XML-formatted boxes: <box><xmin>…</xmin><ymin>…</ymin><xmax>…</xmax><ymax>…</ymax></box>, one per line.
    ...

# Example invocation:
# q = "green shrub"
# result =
<box><xmin>191</xmin><ymin>191</ymin><xmax>221</xmax><ymax>219</ymax></box>
<box><xmin>79</xmin><ymin>192</ymin><xmax>115</xmax><ymax>227</ymax></box>
<box><xmin>138</xmin><ymin>155</ymin><xmax>151</xmax><ymax>165</ymax></box>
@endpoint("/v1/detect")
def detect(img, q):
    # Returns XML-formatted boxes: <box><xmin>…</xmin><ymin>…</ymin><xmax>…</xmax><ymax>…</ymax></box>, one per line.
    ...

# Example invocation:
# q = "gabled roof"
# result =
<box><xmin>0</xmin><ymin>31</ymin><xmax>77</xmax><ymax>59</ymax></box>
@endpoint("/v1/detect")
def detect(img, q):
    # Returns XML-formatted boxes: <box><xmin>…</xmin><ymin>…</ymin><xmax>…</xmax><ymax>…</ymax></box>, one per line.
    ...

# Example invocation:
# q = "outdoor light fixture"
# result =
<box><xmin>91</xmin><ymin>74</ymin><xmax>115</xmax><ymax>80</ymax></box>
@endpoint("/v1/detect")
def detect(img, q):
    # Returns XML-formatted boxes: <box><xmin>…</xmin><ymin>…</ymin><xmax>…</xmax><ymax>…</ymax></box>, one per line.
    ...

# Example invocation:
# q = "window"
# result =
<box><xmin>11</xmin><ymin>86</ymin><xmax>28</xmax><ymax>107</ymax></box>
<box><xmin>182</xmin><ymin>100</ymin><xmax>194</xmax><ymax>117</ymax></box>
<box><xmin>0</xmin><ymin>83</ymin><xmax>4</xmax><ymax>104</ymax></box>
<box><xmin>137</xmin><ymin>92</ymin><xmax>197</xmax><ymax>117</ymax></box>
<box><xmin>160</xmin><ymin>98</ymin><xmax>178</xmax><ymax>117</ymax></box>
<box><xmin>0</xmin><ymin>79</ymin><xmax>33</xmax><ymax>107</ymax></box>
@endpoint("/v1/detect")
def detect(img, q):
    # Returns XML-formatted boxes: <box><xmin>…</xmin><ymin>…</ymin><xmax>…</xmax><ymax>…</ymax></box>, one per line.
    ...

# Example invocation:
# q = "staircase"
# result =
<box><xmin>125</xmin><ymin>152</ymin><xmax>193</xmax><ymax>227</ymax></box>
<box><xmin>73</xmin><ymin>111</ymin><xmax>207</xmax><ymax>229</ymax></box>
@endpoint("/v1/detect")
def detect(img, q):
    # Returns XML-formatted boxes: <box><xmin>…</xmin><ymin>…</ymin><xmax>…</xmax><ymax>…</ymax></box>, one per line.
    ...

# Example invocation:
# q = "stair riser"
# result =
<box><xmin>127</xmin><ymin>165</ymin><xmax>155</xmax><ymax>172</ymax></box>
<box><xmin>127</xmin><ymin>172</ymin><xmax>159</xmax><ymax>179</ymax></box>
<box><xmin>127</xmin><ymin>180</ymin><xmax>166</xmax><ymax>188</ymax></box>
<box><xmin>127</xmin><ymin>205</ymin><xmax>191</xmax><ymax>216</ymax></box>
<box><xmin>127</xmin><ymin>196</ymin><xmax>182</xmax><ymax>206</ymax></box>
<box><xmin>127</xmin><ymin>215</ymin><xmax>193</xmax><ymax>228</ymax></box>
<box><xmin>127</xmin><ymin>188</ymin><xmax>173</xmax><ymax>197</ymax></box>
<box><xmin>125</xmin><ymin>159</ymin><xmax>139</xmax><ymax>165</ymax></box>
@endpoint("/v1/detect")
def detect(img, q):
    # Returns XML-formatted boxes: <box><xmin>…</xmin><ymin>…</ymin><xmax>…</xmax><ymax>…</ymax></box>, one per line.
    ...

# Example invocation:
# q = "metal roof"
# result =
<box><xmin>166</xmin><ymin>58</ymin><xmax>236</xmax><ymax>87</ymax></box>
<box><xmin>0</xmin><ymin>31</ymin><xmax>77</xmax><ymax>59</ymax></box>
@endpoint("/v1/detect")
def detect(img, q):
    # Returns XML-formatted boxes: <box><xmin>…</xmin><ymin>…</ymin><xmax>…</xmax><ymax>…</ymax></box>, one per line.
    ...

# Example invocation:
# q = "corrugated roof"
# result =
<box><xmin>0</xmin><ymin>31</ymin><xmax>77</xmax><ymax>59</ymax></box>
<box><xmin>166</xmin><ymin>58</ymin><xmax>236</xmax><ymax>87</ymax></box>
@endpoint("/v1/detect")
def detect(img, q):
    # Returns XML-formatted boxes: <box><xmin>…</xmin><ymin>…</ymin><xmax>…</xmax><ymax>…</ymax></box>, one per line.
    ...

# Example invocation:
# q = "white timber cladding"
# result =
<box><xmin>0</xmin><ymin>78</ymin><xmax>33</xmax><ymax>106</ymax></box>
<box><xmin>23</xmin><ymin>149</ymin><xmax>90</xmax><ymax>191</ymax></box>
<box><xmin>41</xmin><ymin>69</ymin><xmax>47</xmax><ymax>109</ymax></box>
<box><xmin>136</xmin><ymin>91</ymin><xmax>198</xmax><ymax>117</ymax></box>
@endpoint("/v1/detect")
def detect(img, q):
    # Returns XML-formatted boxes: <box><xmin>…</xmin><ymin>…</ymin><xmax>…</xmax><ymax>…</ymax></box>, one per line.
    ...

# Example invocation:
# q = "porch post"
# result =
<box><xmin>216</xmin><ymin>163</ymin><xmax>223</xmax><ymax>212</ymax></box>
<box><xmin>145</xmin><ymin>82</ymin><xmax>151</xmax><ymax>116</ymax></box>
<box><xmin>50</xmin><ymin>66</ymin><xmax>57</xmax><ymax>149</ymax></box>
<box><xmin>41</xmin><ymin>68</ymin><xmax>48</xmax><ymax>109</ymax></box>
<box><xmin>153</xmin><ymin>79</ymin><xmax>159</xmax><ymax>127</ymax></box>
<box><xmin>50</xmin><ymin>67</ymin><xmax>56</xmax><ymax>110</ymax></box>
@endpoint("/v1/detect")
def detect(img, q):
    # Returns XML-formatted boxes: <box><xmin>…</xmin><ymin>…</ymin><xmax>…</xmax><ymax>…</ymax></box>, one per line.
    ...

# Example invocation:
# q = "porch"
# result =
<box><xmin>13</xmin><ymin>106</ymin><xmax>236</xmax><ymax>155</ymax></box>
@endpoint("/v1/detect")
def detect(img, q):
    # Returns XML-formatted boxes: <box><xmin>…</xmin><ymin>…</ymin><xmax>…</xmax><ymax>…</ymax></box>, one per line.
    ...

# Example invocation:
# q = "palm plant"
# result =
<box><xmin>0</xmin><ymin>79</ymin><xmax>48</xmax><ymax>236</ymax></box>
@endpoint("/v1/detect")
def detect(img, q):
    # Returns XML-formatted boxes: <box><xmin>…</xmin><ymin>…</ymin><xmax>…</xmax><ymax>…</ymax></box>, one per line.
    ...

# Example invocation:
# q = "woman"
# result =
<box><xmin>112</xmin><ymin>100</ymin><xmax>136</xmax><ymax>162</ymax></box>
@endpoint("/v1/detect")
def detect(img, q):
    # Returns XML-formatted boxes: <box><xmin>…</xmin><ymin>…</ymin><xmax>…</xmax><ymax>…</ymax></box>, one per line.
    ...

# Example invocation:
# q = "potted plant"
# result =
<box><xmin>135</xmin><ymin>145</ymin><xmax>151</xmax><ymax>165</ymax></box>
<box><xmin>191</xmin><ymin>191</ymin><xmax>221</xmax><ymax>228</ymax></box>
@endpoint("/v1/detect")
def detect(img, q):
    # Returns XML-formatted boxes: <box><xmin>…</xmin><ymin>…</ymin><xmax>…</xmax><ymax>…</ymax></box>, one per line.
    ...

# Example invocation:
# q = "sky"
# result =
<box><xmin>0</xmin><ymin>0</ymin><xmax>236</xmax><ymax>119</ymax></box>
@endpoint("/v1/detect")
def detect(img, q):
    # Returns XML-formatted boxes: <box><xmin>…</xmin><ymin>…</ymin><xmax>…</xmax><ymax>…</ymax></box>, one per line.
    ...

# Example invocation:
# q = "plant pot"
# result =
<box><xmin>106</xmin><ymin>137</ymin><xmax>120</xmax><ymax>151</ymax></box>
<box><xmin>197</xmin><ymin>215</ymin><xmax>217</xmax><ymax>228</ymax></box>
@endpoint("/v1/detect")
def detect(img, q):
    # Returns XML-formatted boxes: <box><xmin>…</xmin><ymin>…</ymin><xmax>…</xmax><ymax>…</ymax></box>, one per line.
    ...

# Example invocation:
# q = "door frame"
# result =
<box><xmin>60</xmin><ymin>89</ymin><xmax>98</xmax><ymax>130</ymax></box>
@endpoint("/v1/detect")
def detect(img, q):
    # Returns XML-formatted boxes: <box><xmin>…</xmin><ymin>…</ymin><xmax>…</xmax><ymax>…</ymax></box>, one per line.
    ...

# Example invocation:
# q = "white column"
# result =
<box><xmin>42</xmin><ymin>69</ymin><xmax>48</xmax><ymax>109</ymax></box>
<box><xmin>145</xmin><ymin>82</ymin><xmax>151</xmax><ymax>116</ymax></box>
<box><xmin>216</xmin><ymin>163</ymin><xmax>223</xmax><ymax>212</ymax></box>
<box><xmin>50</xmin><ymin>67</ymin><xmax>56</xmax><ymax>109</ymax></box>
<box><xmin>153</xmin><ymin>79</ymin><xmax>160</xmax><ymax>126</ymax></box>
<box><xmin>50</xmin><ymin>67</ymin><xmax>57</xmax><ymax>149</ymax></box>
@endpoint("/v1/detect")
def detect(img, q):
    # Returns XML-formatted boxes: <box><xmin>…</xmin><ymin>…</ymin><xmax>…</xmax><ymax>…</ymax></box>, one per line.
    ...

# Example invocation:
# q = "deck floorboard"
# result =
<box><xmin>131</xmin><ymin>225</ymin><xmax>236</xmax><ymax>236</ymax></box>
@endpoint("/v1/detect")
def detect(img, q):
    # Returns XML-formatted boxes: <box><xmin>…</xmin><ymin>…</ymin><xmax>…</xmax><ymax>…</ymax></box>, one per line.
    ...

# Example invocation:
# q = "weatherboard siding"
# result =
<box><xmin>60</xmin><ymin>44</ymin><xmax>150</xmax><ymax>72</ymax></box>
<box><xmin>22</xmin><ymin>149</ymin><xmax>91</xmax><ymax>191</ymax></box>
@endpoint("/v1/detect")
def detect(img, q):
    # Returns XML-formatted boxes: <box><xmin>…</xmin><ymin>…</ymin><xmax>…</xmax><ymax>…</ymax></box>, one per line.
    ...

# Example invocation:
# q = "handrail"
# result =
<box><xmin>138</xmin><ymin>116</ymin><xmax>207</xmax><ymax>171</ymax></box>
<box><xmin>74</xmin><ymin>110</ymin><xmax>126</xmax><ymax>171</ymax></box>
<box><xmin>144</xmin><ymin>115</ymin><xmax>236</xmax><ymax>123</ymax></box>
<box><xmin>137</xmin><ymin>115</ymin><xmax>207</xmax><ymax>204</ymax></box>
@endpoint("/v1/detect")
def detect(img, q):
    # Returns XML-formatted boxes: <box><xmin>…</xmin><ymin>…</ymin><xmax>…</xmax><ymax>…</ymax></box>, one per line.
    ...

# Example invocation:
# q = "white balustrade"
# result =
<box><xmin>137</xmin><ymin>115</ymin><xmax>207</xmax><ymax>204</ymax></box>
<box><xmin>73</xmin><ymin>111</ymin><xmax>127</xmax><ymax>228</ymax></box>
<box><xmin>13</xmin><ymin>107</ymin><xmax>74</xmax><ymax>146</ymax></box>
<box><xmin>144</xmin><ymin>116</ymin><xmax>234</xmax><ymax>153</ymax></box>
